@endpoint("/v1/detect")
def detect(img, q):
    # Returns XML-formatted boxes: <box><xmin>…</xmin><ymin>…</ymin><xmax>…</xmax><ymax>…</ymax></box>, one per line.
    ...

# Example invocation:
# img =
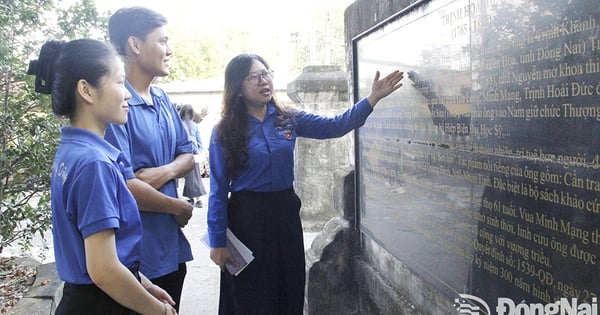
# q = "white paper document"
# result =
<box><xmin>201</xmin><ymin>228</ymin><xmax>255</xmax><ymax>276</ymax></box>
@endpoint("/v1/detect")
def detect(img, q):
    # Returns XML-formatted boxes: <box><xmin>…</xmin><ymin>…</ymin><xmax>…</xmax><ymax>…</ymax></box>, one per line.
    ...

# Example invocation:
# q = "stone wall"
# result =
<box><xmin>304</xmin><ymin>167</ymin><xmax>359</xmax><ymax>314</ymax></box>
<box><xmin>9</xmin><ymin>260</ymin><xmax>62</xmax><ymax>315</ymax></box>
<box><xmin>338</xmin><ymin>0</ymin><xmax>600</xmax><ymax>314</ymax></box>
<box><xmin>287</xmin><ymin>66</ymin><xmax>354</xmax><ymax>231</ymax></box>
<box><xmin>304</xmin><ymin>1</ymin><xmax>443</xmax><ymax>314</ymax></box>
<box><xmin>345</xmin><ymin>0</ymin><xmax>456</xmax><ymax>314</ymax></box>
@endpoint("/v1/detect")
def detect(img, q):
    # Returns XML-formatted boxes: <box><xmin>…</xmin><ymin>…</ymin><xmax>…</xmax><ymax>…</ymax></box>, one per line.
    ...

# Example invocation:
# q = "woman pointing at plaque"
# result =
<box><xmin>207</xmin><ymin>53</ymin><xmax>404</xmax><ymax>314</ymax></box>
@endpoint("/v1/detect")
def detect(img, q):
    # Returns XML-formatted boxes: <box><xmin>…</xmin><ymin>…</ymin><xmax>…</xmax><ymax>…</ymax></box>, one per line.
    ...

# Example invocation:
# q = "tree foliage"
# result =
<box><xmin>163</xmin><ymin>27</ymin><xmax>222</xmax><ymax>83</ymax></box>
<box><xmin>159</xmin><ymin>0</ymin><xmax>349</xmax><ymax>83</ymax></box>
<box><xmin>0</xmin><ymin>0</ymin><xmax>108</xmax><ymax>256</ymax></box>
<box><xmin>289</xmin><ymin>4</ymin><xmax>347</xmax><ymax>75</ymax></box>
<box><xmin>55</xmin><ymin>0</ymin><xmax>108</xmax><ymax>40</ymax></box>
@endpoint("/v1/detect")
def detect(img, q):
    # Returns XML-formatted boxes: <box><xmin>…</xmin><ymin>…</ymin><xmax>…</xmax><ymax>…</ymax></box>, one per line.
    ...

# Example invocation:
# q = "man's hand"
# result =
<box><xmin>170</xmin><ymin>198</ymin><xmax>194</xmax><ymax>227</ymax></box>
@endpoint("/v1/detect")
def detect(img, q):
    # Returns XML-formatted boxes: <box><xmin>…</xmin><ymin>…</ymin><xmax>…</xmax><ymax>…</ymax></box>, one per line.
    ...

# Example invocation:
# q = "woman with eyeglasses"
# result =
<box><xmin>207</xmin><ymin>53</ymin><xmax>404</xmax><ymax>314</ymax></box>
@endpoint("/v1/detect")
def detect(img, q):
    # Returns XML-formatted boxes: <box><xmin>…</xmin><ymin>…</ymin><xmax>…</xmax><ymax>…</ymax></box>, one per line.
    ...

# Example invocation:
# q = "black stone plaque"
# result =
<box><xmin>355</xmin><ymin>0</ymin><xmax>600</xmax><ymax>310</ymax></box>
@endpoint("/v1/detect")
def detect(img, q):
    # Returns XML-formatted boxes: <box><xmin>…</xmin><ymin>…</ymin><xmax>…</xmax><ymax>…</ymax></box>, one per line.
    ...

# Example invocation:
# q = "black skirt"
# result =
<box><xmin>218</xmin><ymin>188</ymin><xmax>305</xmax><ymax>315</ymax></box>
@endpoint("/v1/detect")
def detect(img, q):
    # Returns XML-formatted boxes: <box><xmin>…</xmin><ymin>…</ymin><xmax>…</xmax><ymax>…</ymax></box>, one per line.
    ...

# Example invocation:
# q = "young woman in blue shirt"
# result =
<box><xmin>28</xmin><ymin>39</ymin><xmax>177</xmax><ymax>314</ymax></box>
<box><xmin>208</xmin><ymin>53</ymin><xmax>404</xmax><ymax>314</ymax></box>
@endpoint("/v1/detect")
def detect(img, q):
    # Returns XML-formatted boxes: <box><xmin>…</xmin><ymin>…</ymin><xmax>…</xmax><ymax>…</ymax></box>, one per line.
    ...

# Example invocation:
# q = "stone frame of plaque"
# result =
<box><xmin>353</xmin><ymin>0</ymin><xmax>600</xmax><ymax>309</ymax></box>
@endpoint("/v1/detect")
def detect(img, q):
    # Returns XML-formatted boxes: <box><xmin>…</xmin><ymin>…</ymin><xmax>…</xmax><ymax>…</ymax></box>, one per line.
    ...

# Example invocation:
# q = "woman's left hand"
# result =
<box><xmin>140</xmin><ymin>273</ymin><xmax>176</xmax><ymax>306</ymax></box>
<box><xmin>146</xmin><ymin>284</ymin><xmax>175</xmax><ymax>306</ymax></box>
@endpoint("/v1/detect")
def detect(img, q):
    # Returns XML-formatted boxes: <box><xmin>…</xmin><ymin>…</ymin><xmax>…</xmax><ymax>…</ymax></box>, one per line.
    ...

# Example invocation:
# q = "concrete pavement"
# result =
<box><xmin>178</xmin><ymin>177</ymin><xmax>219</xmax><ymax>315</ymax></box>
<box><xmin>179</xmin><ymin>189</ymin><xmax>219</xmax><ymax>315</ymax></box>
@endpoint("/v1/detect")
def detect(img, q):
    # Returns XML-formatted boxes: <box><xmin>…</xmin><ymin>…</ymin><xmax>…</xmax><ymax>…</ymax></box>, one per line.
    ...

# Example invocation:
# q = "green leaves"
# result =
<box><xmin>56</xmin><ymin>0</ymin><xmax>108</xmax><ymax>39</ymax></box>
<box><xmin>0</xmin><ymin>0</ymin><xmax>106</xmax><ymax>258</ymax></box>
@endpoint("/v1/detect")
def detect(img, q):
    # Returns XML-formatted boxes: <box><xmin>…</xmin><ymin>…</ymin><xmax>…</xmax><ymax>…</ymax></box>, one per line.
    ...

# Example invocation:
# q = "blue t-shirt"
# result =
<box><xmin>207</xmin><ymin>98</ymin><xmax>373</xmax><ymax>247</ymax></box>
<box><xmin>104</xmin><ymin>81</ymin><xmax>194</xmax><ymax>278</ymax></box>
<box><xmin>51</xmin><ymin>127</ymin><xmax>142</xmax><ymax>284</ymax></box>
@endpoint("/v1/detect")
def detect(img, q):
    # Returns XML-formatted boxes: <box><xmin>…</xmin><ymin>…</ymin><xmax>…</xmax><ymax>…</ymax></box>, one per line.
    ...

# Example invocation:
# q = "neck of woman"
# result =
<box><xmin>247</xmin><ymin>103</ymin><xmax>267</xmax><ymax>121</ymax></box>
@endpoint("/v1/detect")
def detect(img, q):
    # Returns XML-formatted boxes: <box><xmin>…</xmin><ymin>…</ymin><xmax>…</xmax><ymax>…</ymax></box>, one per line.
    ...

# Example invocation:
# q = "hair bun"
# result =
<box><xmin>27</xmin><ymin>40</ymin><xmax>65</xmax><ymax>94</ymax></box>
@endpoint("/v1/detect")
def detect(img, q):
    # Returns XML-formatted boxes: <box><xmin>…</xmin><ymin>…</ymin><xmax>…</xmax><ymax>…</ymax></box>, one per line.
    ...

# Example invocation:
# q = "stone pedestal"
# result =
<box><xmin>287</xmin><ymin>65</ymin><xmax>351</xmax><ymax>231</ymax></box>
<box><xmin>304</xmin><ymin>167</ymin><xmax>359</xmax><ymax>315</ymax></box>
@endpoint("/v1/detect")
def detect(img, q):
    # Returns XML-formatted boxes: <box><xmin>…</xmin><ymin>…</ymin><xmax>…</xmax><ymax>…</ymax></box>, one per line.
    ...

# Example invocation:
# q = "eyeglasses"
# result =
<box><xmin>244</xmin><ymin>70</ymin><xmax>274</xmax><ymax>84</ymax></box>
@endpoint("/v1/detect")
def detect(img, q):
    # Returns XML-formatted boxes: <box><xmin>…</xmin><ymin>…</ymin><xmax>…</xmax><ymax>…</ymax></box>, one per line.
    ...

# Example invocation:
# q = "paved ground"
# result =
<box><xmin>179</xmin><ymin>188</ymin><xmax>220</xmax><ymax>315</ymax></box>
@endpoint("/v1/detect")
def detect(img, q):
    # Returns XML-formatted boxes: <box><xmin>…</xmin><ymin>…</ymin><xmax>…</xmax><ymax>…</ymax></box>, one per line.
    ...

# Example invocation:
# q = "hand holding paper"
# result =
<box><xmin>203</xmin><ymin>228</ymin><xmax>254</xmax><ymax>276</ymax></box>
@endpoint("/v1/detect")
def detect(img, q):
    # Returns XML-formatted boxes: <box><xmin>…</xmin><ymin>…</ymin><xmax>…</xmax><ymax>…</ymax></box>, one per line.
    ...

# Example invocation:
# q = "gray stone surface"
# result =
<box><xmin>304</xmin><ymin>168</ymin><xmax>359</xmax><ymax>315</ymax></box>
<box><xmin>332</xmin><ymin>166</ymin><xmax>355</xmax><ymax>220</ymax></box>
<box><xmin>341</xmin><ymin>1</ymin><xmax>456</xmax><ymax>313</ymax></box>
<box><xmin>287</xmin><ymin>65</ymin><xmax>348</xmax><ymax>105</ymax></box>
<box><xmin>9</xmin><ymin>260</ymin><xmax>61</xmax><ymax>315</ymax></box>
<box><xmin>288</xmin><ymin>66</ymin><xmax>354</xmax><ymax>232</ymax></box>
<box><xmin>357</xmin><ymin>237</ymin><xmax>455</xmax><ymax>315</ymax></box>
<box><xmin>355</xmin><ymin>259</ymin><xmax>419</xmax><ymax>315</ymax></box>
<box><xmin>305</xmin><ymin>217</ymin><xmax>359</xmax><ymax>315</ymax></box>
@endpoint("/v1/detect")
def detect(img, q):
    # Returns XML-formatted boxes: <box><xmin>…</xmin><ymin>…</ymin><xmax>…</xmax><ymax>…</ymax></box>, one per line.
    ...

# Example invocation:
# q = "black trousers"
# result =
<box><xmin>151</xmin><ymin>262</ymin><xmax>187</xmax><ymax>312</ymax></box>
<box><xmin>55</xmin><ymin>264</ymin><xmax>141</xmax><ymax>315</ymax></box>
<box><xmin>219</xmin><ymin>188</ymin><xmax>305</xmax><ymax>315</ymax></box>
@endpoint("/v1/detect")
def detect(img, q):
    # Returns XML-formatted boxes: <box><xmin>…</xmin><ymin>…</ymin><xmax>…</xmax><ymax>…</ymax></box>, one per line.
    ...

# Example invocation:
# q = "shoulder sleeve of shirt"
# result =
<box><xmin>295</xmin><ymin>97</ymin><xmax>373</xmax><ymax>139</ymax></box>
<box><xmin>207</xmin><ymin>127</ymin><xmax>229</xmax><ymax>247</ymax></box>
<box><xmin>72</xmin><ymin>161</ymin><xmax>121</xmax><ymax>238</ymax></box>
<box><xmin>104</xmin><ymin>123</ymin><xmax>135</xmax><ymax>179</ymax></box>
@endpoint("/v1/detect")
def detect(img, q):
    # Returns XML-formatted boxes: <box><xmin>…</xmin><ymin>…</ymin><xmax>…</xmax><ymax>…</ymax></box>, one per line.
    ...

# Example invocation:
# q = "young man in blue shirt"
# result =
<box><xmin>104</xmin><ymin>6</ymin><xmax>195</xmax><ymax>311</ymax></box>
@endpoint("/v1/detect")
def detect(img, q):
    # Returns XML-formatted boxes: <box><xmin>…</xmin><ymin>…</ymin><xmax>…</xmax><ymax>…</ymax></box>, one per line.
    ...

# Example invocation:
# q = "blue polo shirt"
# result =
<box><xmin>51</xmin><ymin>127</ymin><xmax>142</xmax><ymax>284</ymax></box>
<box><xmin>207</xmin><ymin>98</ymin><xmax>373</xmax><ymax>247</ymax></box>
<box><xmin>104</xmin><ymin>81</ymin><xmax>193</xmax><ymax>279</ymax></box>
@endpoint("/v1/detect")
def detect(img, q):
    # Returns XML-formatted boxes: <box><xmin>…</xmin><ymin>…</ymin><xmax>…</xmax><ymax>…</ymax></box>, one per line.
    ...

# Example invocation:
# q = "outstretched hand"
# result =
<box><xmin>367</xmin><ymin>70</ymin><xmax>404</xmax><ymax>108</ymax></box>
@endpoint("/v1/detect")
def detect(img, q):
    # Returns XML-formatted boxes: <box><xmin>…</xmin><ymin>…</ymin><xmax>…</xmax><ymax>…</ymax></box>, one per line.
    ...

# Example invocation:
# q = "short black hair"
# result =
<box><xmin>108</xmin><ymin>6</ymin><xmax>168</xmax><ymax>56</ymax></box>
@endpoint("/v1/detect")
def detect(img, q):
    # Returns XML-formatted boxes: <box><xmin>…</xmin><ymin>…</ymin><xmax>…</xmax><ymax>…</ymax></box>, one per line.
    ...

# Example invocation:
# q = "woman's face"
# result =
<box><xmin>137</xmin><ymin>25</ymin><xmax>173</xmax><ymax>77</ymax></box>
<box><xmin>240</xmin><ymin>59</ymin><xmax>274</xmax><ymax>108</ymax></box>
<box><xmin>93</xmin><ymin>56</ymin><xmax>131</xmax><ymax>125</ymax></box>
